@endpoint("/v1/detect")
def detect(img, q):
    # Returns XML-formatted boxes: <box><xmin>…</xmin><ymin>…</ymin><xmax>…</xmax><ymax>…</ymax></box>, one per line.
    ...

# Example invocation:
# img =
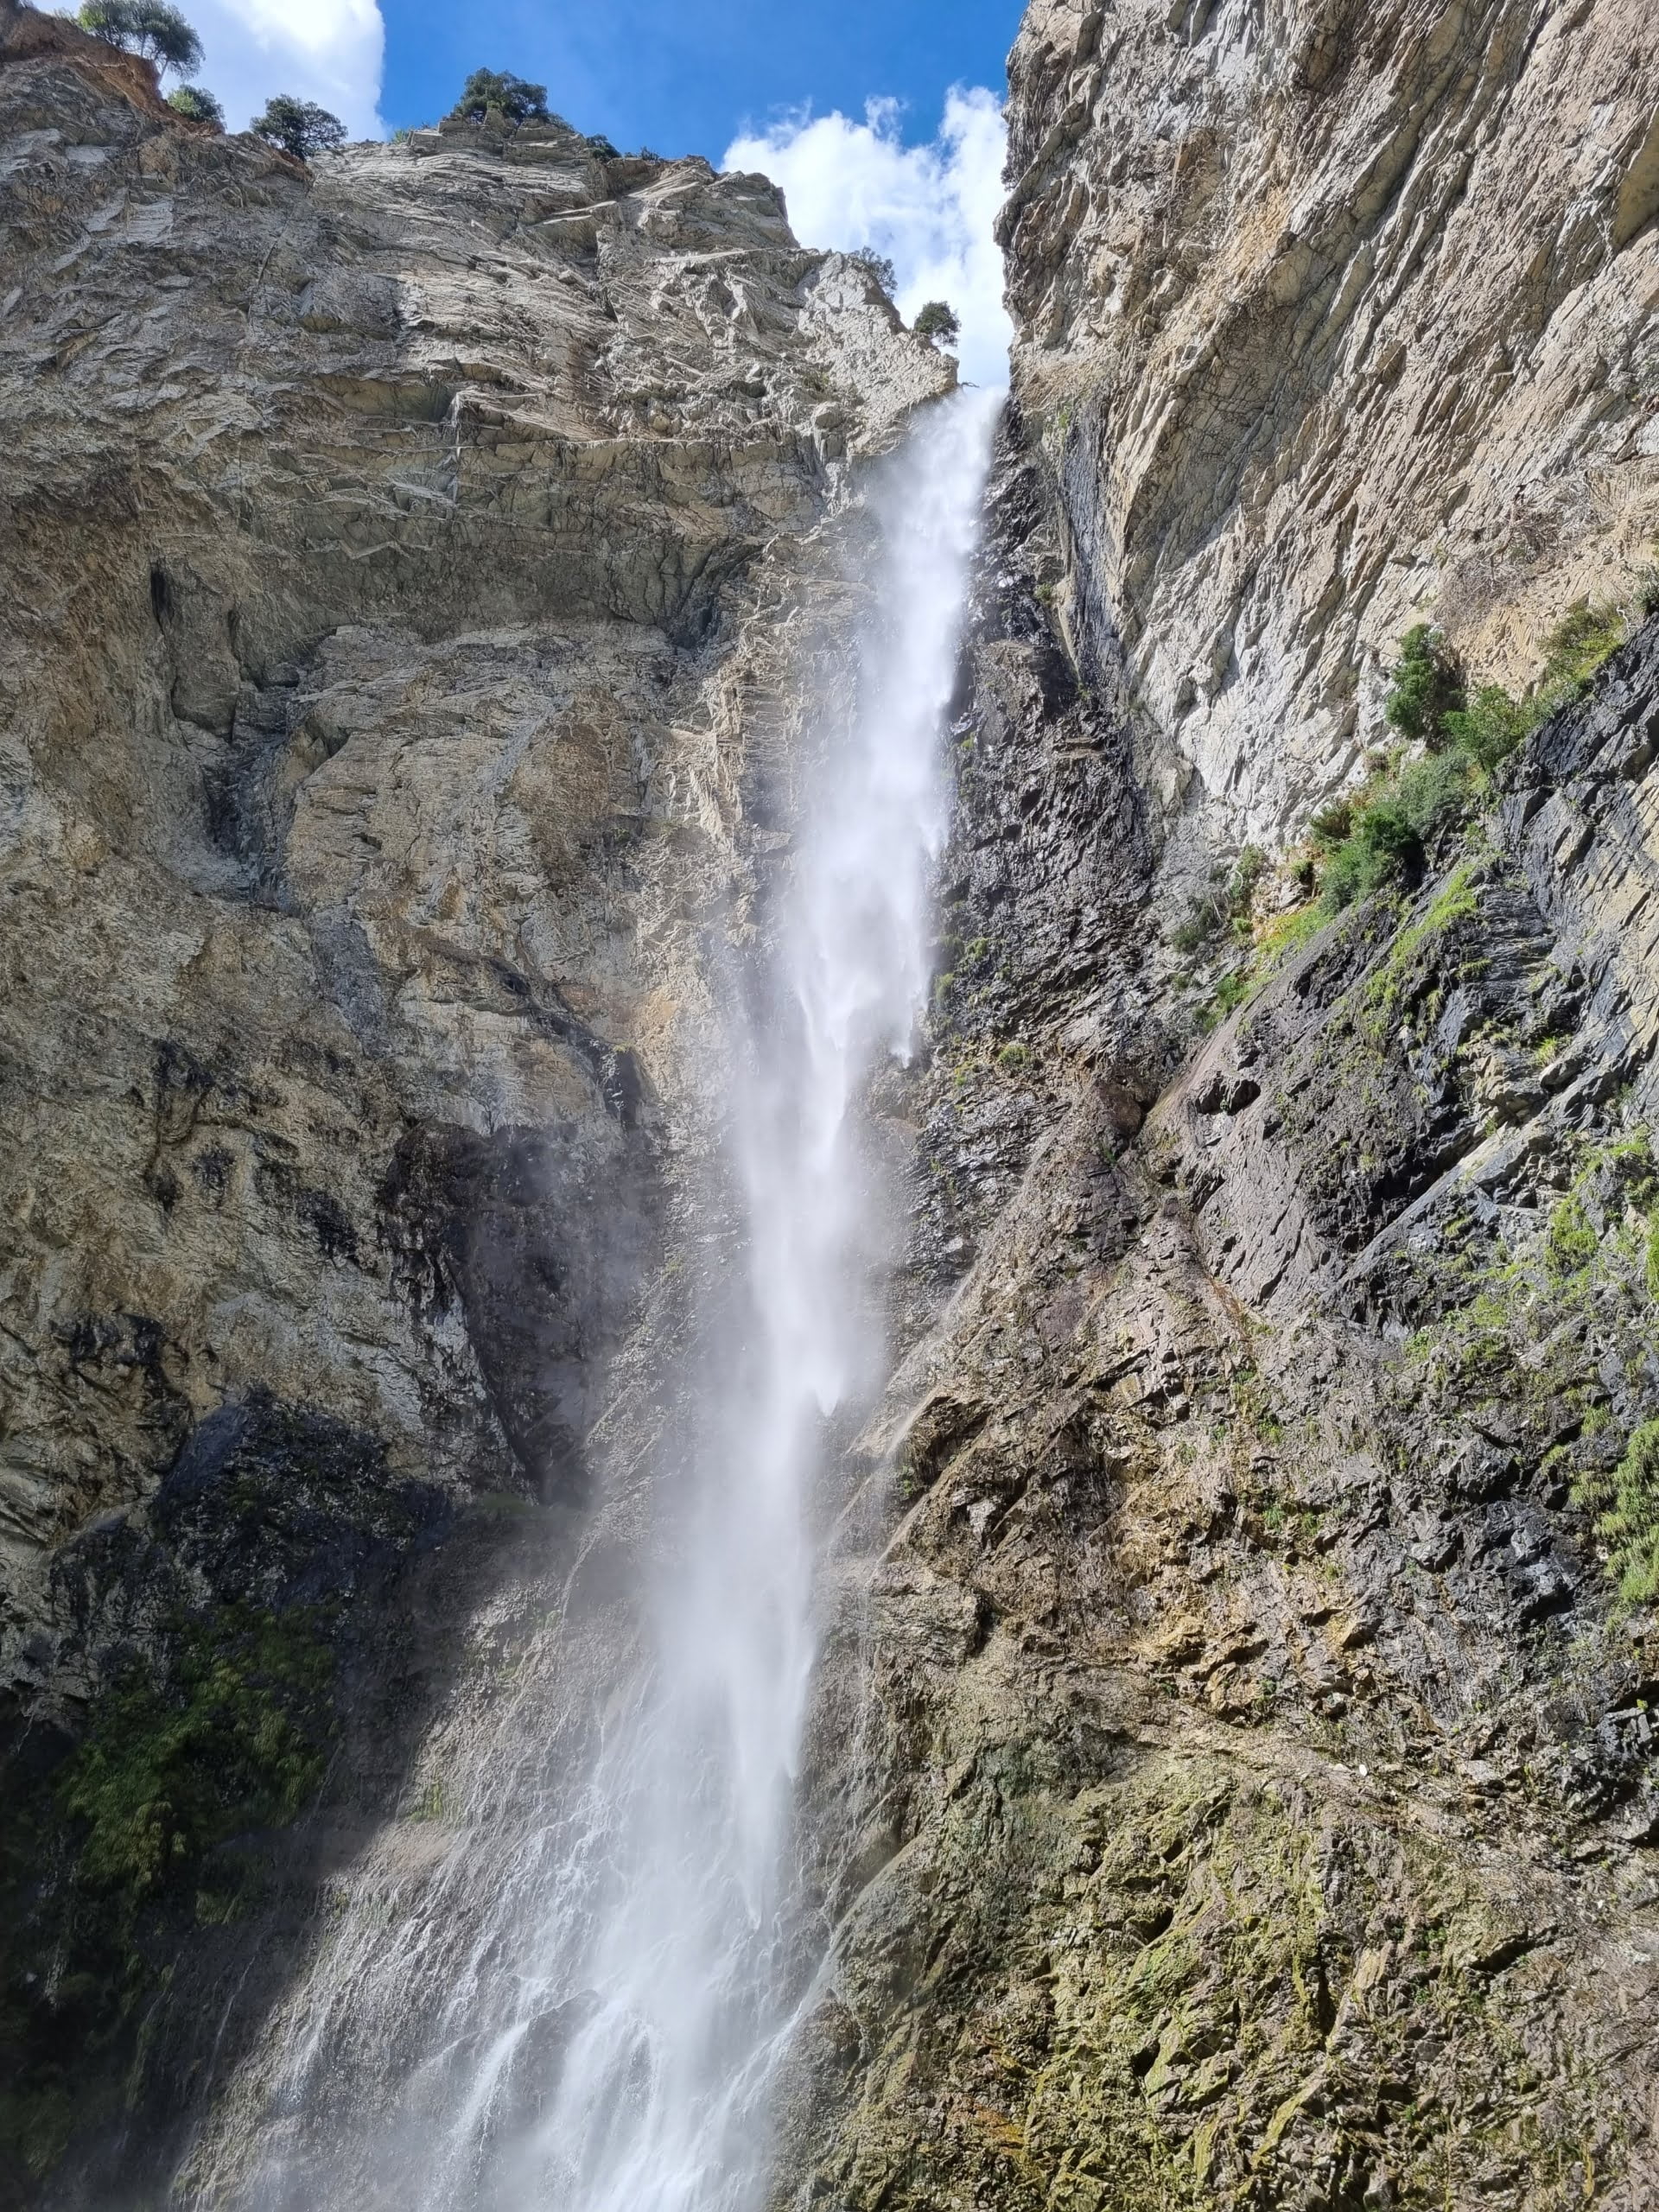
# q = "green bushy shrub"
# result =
<box><xmin>1586</xmin><ymin>1420</ymin><xmax>1659</xmax><ymax>1605</ymax></box>
<box><xmin>251</xmin><ymin>94</ymin><xmax>346</xmax><ymax>159</ymax></box>
<box><xmin>848</xmin><ymin>248</ymin><xmax>897</xmax><ymax>292</ymax></box>
<box><xmin>1441</xmin><ymin>683</ymin><xmax>1533</xmax><ymax>771</ymax></box>
<box><xmin>1384</xmin><ymin>624</ymin><xmax>1464</xmax><ymax>745</ymax></box>
<box><xmin>449</xmin><ymin>68</ymin><xmax>550</xmax><ymax>124</ymax></box>
<box><xmin>165</xmin><ymin>82</ymin><xmax>220</xmax><ymax>124</ymax></box>
<box><xmin>914</xmin><ymin>301</ymin><xmax>961</xmax><ymax>349</ymax></box>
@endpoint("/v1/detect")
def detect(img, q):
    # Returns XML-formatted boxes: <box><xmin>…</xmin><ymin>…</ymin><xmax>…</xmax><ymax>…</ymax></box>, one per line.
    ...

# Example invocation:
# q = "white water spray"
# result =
<box><xmin>195</xmin><ymin>385</ymin><xmax>998</xmax><ymax>2212</ymax></box>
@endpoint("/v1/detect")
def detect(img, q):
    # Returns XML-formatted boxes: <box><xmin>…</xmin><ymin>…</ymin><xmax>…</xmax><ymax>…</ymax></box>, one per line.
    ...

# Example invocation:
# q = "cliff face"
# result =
<box><xmin>999</xmin><ymin>0</ymin><xmax>1659</xmax><ymax>837</ymax></box>
<box><xmin>0</xmin><ymin>10</ymin><xmax>946</xmax><ymax>2194</ymax></box>
<box><xmin>10</xmin><ymin>1</ymin><xmax>1659</xmax><ymax>2208</ymax></box>
<box><xmin>779</xmin><ymin>7</ymin><xmax>1659</xmax><ymax>2211</ymax></box>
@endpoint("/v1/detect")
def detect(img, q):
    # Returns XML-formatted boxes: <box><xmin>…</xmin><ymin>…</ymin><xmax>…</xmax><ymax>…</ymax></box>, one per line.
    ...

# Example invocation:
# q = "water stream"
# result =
<box><xmin>192</xmin><ymin>385</ymin><xmax>998</xmax><ymax>2212</ymax></box>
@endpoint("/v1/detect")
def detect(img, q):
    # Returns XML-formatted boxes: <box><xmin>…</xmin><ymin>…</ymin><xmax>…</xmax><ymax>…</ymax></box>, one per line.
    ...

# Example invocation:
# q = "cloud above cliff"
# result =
<box><xmin>181</xmin><ymin>0</ymin><xmax>385</xmax><ymax>137</ymax></box>
<box><xmin>723</xmin><ymin>88</ymin><xmax>1011</xmax><ymax>391</ymax></box>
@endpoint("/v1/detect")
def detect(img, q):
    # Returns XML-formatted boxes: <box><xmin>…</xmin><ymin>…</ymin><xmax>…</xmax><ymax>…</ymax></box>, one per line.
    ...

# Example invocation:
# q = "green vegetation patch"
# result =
<box><xmin>823</xmin><ymin>1751</ymin><xmax>1618</xmax><ymax>2211</ymax></box>
<box><xmin>1403</xmin><ymin>1127</ymin><xmax>1659</xmax><ymax>1606</ymax></box>
<box><xmin>1</xmin><ymin>1605</ymin><xmax>336</xmax><ymax>2189</ymax></box>
<box><xmin>55</xmin><ymin>1606</ymin><xmax>334</xmax><ymax>1900</ymax></box>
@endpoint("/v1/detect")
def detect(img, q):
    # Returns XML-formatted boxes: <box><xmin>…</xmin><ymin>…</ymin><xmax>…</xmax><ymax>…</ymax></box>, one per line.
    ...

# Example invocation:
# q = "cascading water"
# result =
<box><xmin>190</xmin><ymin>385</ymin><xmax>999</xmax><ymax>2212</ymax></box>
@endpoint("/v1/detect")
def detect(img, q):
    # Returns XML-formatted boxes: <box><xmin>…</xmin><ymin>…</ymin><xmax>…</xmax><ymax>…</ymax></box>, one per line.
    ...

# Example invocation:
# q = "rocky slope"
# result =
<box><xmin>0</xmin><ymin>7</ymin><xmax>945</xmax><ymax>2195</ymax></box>
<box><xmin>779</xmin><ymin>5</ymin><xmax>1659</xmax><ymax>2209</ymax></box>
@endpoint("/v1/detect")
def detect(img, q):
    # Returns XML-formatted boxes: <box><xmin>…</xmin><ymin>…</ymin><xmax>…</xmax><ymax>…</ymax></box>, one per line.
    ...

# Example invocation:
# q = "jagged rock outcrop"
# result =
<box><xmin>0</xmin><ymin>9</ymin><xmax>946</xmax><ymax>2195</ymax></box>
<box><xmin>1000</xmin><ymin>0</ymin><xmax>1659</xmax><ymax>836</ymax></box>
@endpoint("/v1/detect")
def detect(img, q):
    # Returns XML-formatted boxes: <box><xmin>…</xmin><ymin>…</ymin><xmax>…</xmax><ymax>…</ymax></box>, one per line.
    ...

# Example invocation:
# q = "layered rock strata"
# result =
<box><xmin>1000</xmin><ymin>0</ymin><xmax>1659</xmax><ymax>836</ymax></box>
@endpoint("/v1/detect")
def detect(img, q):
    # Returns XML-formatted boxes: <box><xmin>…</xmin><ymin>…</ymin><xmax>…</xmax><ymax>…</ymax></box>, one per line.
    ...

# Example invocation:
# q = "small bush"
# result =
<box><xmin>1320</xmin><ymin>798</ymin><xmax>1422</xmax><ymax>913</ymax></box>
<box><xmin>251</xmin><ymin>94</ymin><xmax>346</xmax><ymax>160</ymax></box>
<box><xmin>1385</xmin><ymin>623</ymin><xmax>1464</xmax><ymax>746</ymax></box>
<box><xmin>78</xmin><ymin>0</ymin><xmax>200</xmax><ymax>75</ymax></box>
<box><xmin>997</xmin><ymin>1041</ymin><xmax>1029</xmax><ymax>1069</ymax></box>
<box><xmin>914</xmin><ymin>300</ymin><xmax>961</xmax><ymax>349</ymax></box>
<box><xmin>1588</xmin><ymin>1420</ymin><xmax>1659</xmax><ymax>1605</ymax></box>
<box><xmin>848</xmin><ymin>247</ymin><xmax>897</xmax><ymax>293</ymax></box>
<box><xmin>165</xmin><ymin>81</ymin><xmax>220</xmax><ymax>124</ymax></box>
<box><xmin>1307</xmin><ymin>800</ymin><xmax>1354</xmax><ymax>852</ymax></box>
<box><xmin>1442</xmin><ymin>683</ymin><xmax>1533</xmax><ymax>771</ymax></box>
<box><xmin>1539</xmin><ymin>599</ymin><xmax>1624</xmax><ymax>696</ymax></box>
<box><xmin>448</xmin><ymin>67</ymin><xmax>550</xmax><ymax>125</ymax></box>
<box><xmin>1395</xmin><ymin>747</ymin><xmax>1475</xmax><ymax>839</ymax></box>
<box><xmin>1545</xmin><ymin>1193</ymin><xmax>1599</xmax><ymax>1276</ymax></box>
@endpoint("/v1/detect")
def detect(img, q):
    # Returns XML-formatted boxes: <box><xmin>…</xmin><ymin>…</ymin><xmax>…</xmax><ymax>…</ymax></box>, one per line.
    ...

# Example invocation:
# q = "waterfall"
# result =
<box><xmin>192</xmin><ymin>385</ymin><xmax>999</xmax><ymax>2212</ymax></box>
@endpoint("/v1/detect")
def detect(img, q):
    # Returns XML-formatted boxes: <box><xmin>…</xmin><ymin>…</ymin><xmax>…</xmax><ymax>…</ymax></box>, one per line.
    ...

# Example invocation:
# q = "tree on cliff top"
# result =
<box><xmin>848</xmin><ymin>247</ymin><xmax>898</xmax><ymax>294</ymax></box>
<box><xmin>914</xmin><ymin>300</ymin><xmax>961</xmax><ymax>350</ymax></box>
<box><xmin>450</xmin><ymin>68</ymin><xmax>550</xmax><ymax>125</ymax></box>
<box><xmin>251</xmin><ymin>94</ymin><xmax>347</xmax><ymax>161</ymax></box>
<box><xmin>76</xmin><ymin>0</ymin><xmax>201</xmax><ymax>79</ymax></box>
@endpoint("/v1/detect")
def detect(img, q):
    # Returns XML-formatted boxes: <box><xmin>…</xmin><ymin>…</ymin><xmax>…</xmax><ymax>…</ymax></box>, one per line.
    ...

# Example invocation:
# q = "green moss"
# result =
<box><xmin>1</xmin><ymin>1603</ymin><xmax>339</xmax><ymax>2195</ymax></box>
<box><xmin>1404</xmin><ymin>1127</ymin><xmax>1659</xmax><ymax>1607</ymax></box>
<box><xmin>1199</xmin><ymin>968</ymin><xmax>1254</xmax><ymax>1031</ymax></box>
<box><xmin>1255</xmin><ymin>904</ymin><xmax>1322</xmax><ymax>965</ymax></box>
<box><xmin>55</xmin><ymin>1608</ymin><xmax>333</xmax><ymax>1902</ymax></box>
<box><xmin>844</xmin><ymin>1754</ymin><xmax>1623</xmax><ymax>2212</ymax></box>
<box><xmin>1361</xmin><ymin>858</ymin><xmax>1482</xmax><ymax>1027</ymax></box>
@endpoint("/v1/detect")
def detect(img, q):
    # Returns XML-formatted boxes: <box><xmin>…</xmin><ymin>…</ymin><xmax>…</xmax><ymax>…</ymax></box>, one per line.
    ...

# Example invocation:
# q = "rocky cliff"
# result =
<box><xmin>0</xmin><ymin>7</ymin><xmax>945</xmax><ymax>2194</ymax></box>
<box><xmin>7</xmin><ymin>0</ymin><xmax>1659</xmax><ymax>2208</ymax></box>
<box><xmin>999</xmin><ymin>0</ymin><xmax>1659</xmax><ymax>838</ymax></box>
<box><xmin>779</xmin><ymin>4</ymin><xmax>1659</xmax><ymax>2209</ymax></box>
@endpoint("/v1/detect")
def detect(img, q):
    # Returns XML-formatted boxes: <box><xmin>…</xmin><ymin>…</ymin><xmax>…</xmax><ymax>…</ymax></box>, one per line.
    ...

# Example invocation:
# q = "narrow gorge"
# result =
<box><xmin>3</xmin><ymin>2</ymin><xmax>1659</xmax><ymax>2209</ymax></box>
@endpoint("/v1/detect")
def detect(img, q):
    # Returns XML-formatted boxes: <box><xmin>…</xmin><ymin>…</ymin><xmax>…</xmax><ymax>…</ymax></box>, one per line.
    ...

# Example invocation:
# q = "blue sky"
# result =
<box><xmin>379</xmin><ymin>0</ymin><xmax>1021</xmax><ymax>162</ymax></box>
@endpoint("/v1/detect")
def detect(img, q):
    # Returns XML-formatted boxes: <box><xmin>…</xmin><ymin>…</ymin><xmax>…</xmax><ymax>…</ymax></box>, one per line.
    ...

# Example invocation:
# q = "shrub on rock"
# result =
<box><xmin>848</xmin><ymin>247</ymin><xmax>897</xmax><ymax>293</ymax></box>
<box><xmin>449</xmin><ymin>68</ymin><xmax>550</xmax><ymax>124</ymax></box>
<box><xmin>914</xmin><ymin>300</ymin><xmax>961</xmax><ymax>349</ymax></box>
<box><xmin>166</xmin><ymin>82</ymin><xmax>222</xmax><ymax>124</ymax></box>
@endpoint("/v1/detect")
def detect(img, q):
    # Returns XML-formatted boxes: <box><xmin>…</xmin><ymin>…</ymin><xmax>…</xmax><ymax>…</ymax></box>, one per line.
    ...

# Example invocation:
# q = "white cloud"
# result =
<box><xmin>181</xmin><ymin>0</ymin><xmax>384</xmax><ymax>138</ymax></box>
<box><xmin>723</xmin><ymin>89</ymin><xmax>1011</xmax><ymax>391</ymax></box>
